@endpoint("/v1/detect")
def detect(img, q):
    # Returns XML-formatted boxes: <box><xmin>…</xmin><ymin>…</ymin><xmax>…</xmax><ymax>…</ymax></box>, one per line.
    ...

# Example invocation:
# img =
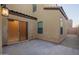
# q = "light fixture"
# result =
<box><xmin>60</xmin><ymin>18</ymin><xmax>63</xmax><ymax>27</ymax></box>
<box><xmin>1</xmin><ymin>7</ymin><xmax>9</xmax><ymax>16</ymax></box>
<box><xmin>60</xmin><ymin>18</ymin><xmax>63</xmax><ymax>21</ymax></box>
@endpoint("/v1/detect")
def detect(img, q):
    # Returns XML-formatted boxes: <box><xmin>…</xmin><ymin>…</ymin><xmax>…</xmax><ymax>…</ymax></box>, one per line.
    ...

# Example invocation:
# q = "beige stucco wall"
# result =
<box><xmin>5</xmin><ymin>4</ymin><xmax>62</xmax><ymax>43</ymax></box>
<box><xmin>6</xmin><ymin>4</ymin><xmax>37</xmax><ymax>41</ymax></box>
<box><xmin>6</xmin><ymin>4</ymin><xmax>33</xmax><ymax>16</ymax></box>
<box><xmin>2</xmin><ymin>4</ymin><xmax>37</xmax><ymax>45</ymax></box>
<box><xmin>2</xmin><ymin>14</ymin><xmax>37</xmax><ymax>45</ymax></box>
<box><xmin>59</xmin><ymin>11</ymin><xmax>68</xmax><ymax>41</ymax></box>
<box><xmin>34</xmin><ymin>4</ymin><xmax>70</xmax><ymax>43</ymax></box>
<box><xmin>2</xmin><ymin>16</ymin><xmax>8</xmax><ymax>45</ymax></box>
<box><xmin>2</xmin><ymin>4</ymin><xmax>69</xmax><ymax>44</ymax></box>
<box><xmin>0</xmin><ymin>7</ymin><xmax>2</xmax><ymax>54</ymax></box>
<box><xmin>28</xmin><ymin>19</ymin><xmax>37</xmax><ymax>39</ymax></box>
<box><xmin>2</xmin><ymin>15</ymin><xmax>37</xmax><ymax>45</ymax></box>
<box><xmin>33</xmin><ymin>4</ymin><xmax>68</xmax><ymax>43</ymax></box>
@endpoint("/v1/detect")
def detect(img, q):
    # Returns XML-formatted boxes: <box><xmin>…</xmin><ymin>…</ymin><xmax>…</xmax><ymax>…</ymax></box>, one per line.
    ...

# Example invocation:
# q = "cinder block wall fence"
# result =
<box><xmin>77</xmin><ymin>27</ymin><xmax>79</xmax><ymax>36</ymax></box>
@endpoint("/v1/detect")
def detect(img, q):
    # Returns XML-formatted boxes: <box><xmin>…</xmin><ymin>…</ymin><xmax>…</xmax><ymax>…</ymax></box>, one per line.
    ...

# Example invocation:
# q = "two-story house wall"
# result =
<box><xmin>1</xmin><ymin>4</ymin><xmax>70</xmax><ymax>46</ymax></box>
<box><xmin>34</xmin><ymin>4</ymin><xmax>69</xmax><ymax>43</ymax></box>
<box><xmin>2</xmin><ymin>4</ymin><xmax>37</xmax><ymax>45</ymax></box>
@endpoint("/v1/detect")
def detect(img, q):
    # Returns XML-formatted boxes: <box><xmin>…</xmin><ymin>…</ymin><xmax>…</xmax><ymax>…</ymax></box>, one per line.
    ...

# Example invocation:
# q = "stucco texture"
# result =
<box><xmin>34</xmin><ymin>5</ymin><xmax>69</xmax><ymax>43</ymax></box>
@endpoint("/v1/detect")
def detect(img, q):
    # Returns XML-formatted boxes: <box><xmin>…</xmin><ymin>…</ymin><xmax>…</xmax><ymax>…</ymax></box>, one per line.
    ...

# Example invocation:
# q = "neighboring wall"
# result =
<box><xmin>67</xmin><ymin>20</ymin><xmax>73</xmax><ymax>34</ymax></box>
<box><xmin>77</xmin><ymin>26</ymin><xmax>79</xmax><ymax>36</ymax></box>
<box><xmin>68</xmin><ymin>27</ymin><xmax>77</xmax><ymax>34</ymax></box>
<box><xmin>0</xmin><ymin>6</ymin><xmax>2</xmax><ymax>54</ymax></box>
<box><xmin>68</xmin><ymin>20</ymin><xmax>72</xmax><ymax>29</ymax></box>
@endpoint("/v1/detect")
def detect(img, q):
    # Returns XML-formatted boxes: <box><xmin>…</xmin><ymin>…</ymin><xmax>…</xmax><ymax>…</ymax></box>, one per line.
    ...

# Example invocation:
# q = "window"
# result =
<box><xmin>60</xmin><ymin>18</ymin><xmax>63</xmax><ymax>35</ymax></box>
<box><xmin>60</xmin><ymin>18</ymin><xmax>63</xmax><ymax>27</ymax></box>
<box><xmin>37</xmin><ymin>21</ymin><xmax>43</xmax><ymax>34</ymax></box>
<box><xmin>32</xmin><ymin>4</ymin><xmax>37</xmax><ymax>12</ymax></box>
<box><xmin>60</xmin><ymin>27</ymin><xmax>63</xmax><ymax>35</ymax></box>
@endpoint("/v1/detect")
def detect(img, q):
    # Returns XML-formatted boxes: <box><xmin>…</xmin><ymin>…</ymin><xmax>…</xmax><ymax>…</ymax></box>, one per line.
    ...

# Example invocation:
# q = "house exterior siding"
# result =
<box><xmin>6</xmin><ymin>4</ymin><xmax>33</xmax><ymax>16</ymax></box>
<box><xmin>36</xmin><ymin>9</ymin><xmax>60</xmax><ymax>43</ymax></box>
<box><xmin>34</xmin><ymin>4</ymin><xmax>69</xmax><ymax>43</ymax></box>
<box><xmin>2</xmin><ymin>4</ymin><xmax>37</xmax><ymax>45</ymax></box>
<box><xmin>0</xmin><ymin>4</ymin><xmax>71</xmax><ymax>53</ymax></box>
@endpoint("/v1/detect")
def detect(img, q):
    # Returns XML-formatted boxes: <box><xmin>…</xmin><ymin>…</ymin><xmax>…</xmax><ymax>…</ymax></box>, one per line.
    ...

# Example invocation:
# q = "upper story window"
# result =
<box><xmin>32</xmin><ymin>4</ymin><xmax>37</xmax><ymax>12</ymax></box>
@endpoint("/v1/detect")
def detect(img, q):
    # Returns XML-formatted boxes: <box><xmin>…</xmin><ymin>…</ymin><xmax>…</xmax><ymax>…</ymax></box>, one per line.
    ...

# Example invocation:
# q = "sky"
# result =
<box><xmin>60</xmin><ymin>4</ymin><xmax>79</xmax><ymax>27</ymax></box>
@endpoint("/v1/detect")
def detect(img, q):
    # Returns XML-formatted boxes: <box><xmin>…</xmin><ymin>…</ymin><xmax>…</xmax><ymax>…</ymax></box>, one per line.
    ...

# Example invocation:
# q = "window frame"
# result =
<box><xmin>60</xmin><ymin>17</ymin><xmax>63</xmax><ymax>35</ymax></box>
<box><xmin>60</xmin><ymin>27</ymin><xmax>63</xmax><ymax>35</ymax></box>
<box><xmin>32</xmin><ymin>4</ymin><xmax>37</xmax><ymax>12</ymax></box>
<box><xmin>37</xmin><ymin>21</ymin><xmax>43</xmax><ymax>34</ymax></box>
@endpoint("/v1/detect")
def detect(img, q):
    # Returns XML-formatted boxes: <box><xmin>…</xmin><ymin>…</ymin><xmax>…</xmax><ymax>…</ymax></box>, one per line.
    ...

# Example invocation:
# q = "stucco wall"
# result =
<box><xmin>58</xmin><ymin>10</ymin><xmax>69</xmax><ymax>41</ymax></box>
<box><xmin>28</xmin><ymin>20</ymin><xmax>37</xmax><ymax>39</ymax></box>
<box><xmin>3</xmin><ymin>4</ymin><xmax>69</xmax><ymax>44</ymax></box>
<box><xmin>6</xmin><ymin>4</ymin><xmax>37</xmax><ymax>40</ymax></box>
<box><xmin>34</xmin><ymin>4</ymin><xmax>69</xmax><ymax>43</ymax></box>
<box><xmin>34</xmin><ymin>5</ymin><xmax>62</xmax><ymax>43</ymax></box>
<box><xmin>2</xmin><ymin>4</ymin><xmax>37</xmax><ymax>45</ymax></box>
<box><xmin>6</xmin><ymin>4</ymin><xmax>33</xmax><ymax>16</ymax></box>
<box><xmin>2</xmin><ymin>14</ymin><xmax>37</xmax><ymax>45</ymax></box>
<box><xmin>2</xmin><ymin>16</ymin><xmax>8</xmax><ymax>45</ymax></box>
<box><xmin>0</xmin><ymin>7</ymin><xmax>2</xmax><ymax>54</ymax></box>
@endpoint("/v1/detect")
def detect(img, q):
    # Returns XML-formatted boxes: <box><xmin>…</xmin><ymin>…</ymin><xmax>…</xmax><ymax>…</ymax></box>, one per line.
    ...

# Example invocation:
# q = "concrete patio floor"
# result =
<box><xmin>61</xmin><ymin>34</ymin><xmax>79</xmax><ymax>49</ymax></box>
<box><xmin>3</xmin><ymin>34</ymin><xmax>79</xmax><ymax>55</ymax></box>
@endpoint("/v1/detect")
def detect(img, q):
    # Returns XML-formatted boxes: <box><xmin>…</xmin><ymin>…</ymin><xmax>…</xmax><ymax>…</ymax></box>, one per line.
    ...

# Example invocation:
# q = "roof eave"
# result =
<box><xmin>44</xmin><ymin>7</ymin><xmax>68</xmax><ymax>20</ymax></box>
